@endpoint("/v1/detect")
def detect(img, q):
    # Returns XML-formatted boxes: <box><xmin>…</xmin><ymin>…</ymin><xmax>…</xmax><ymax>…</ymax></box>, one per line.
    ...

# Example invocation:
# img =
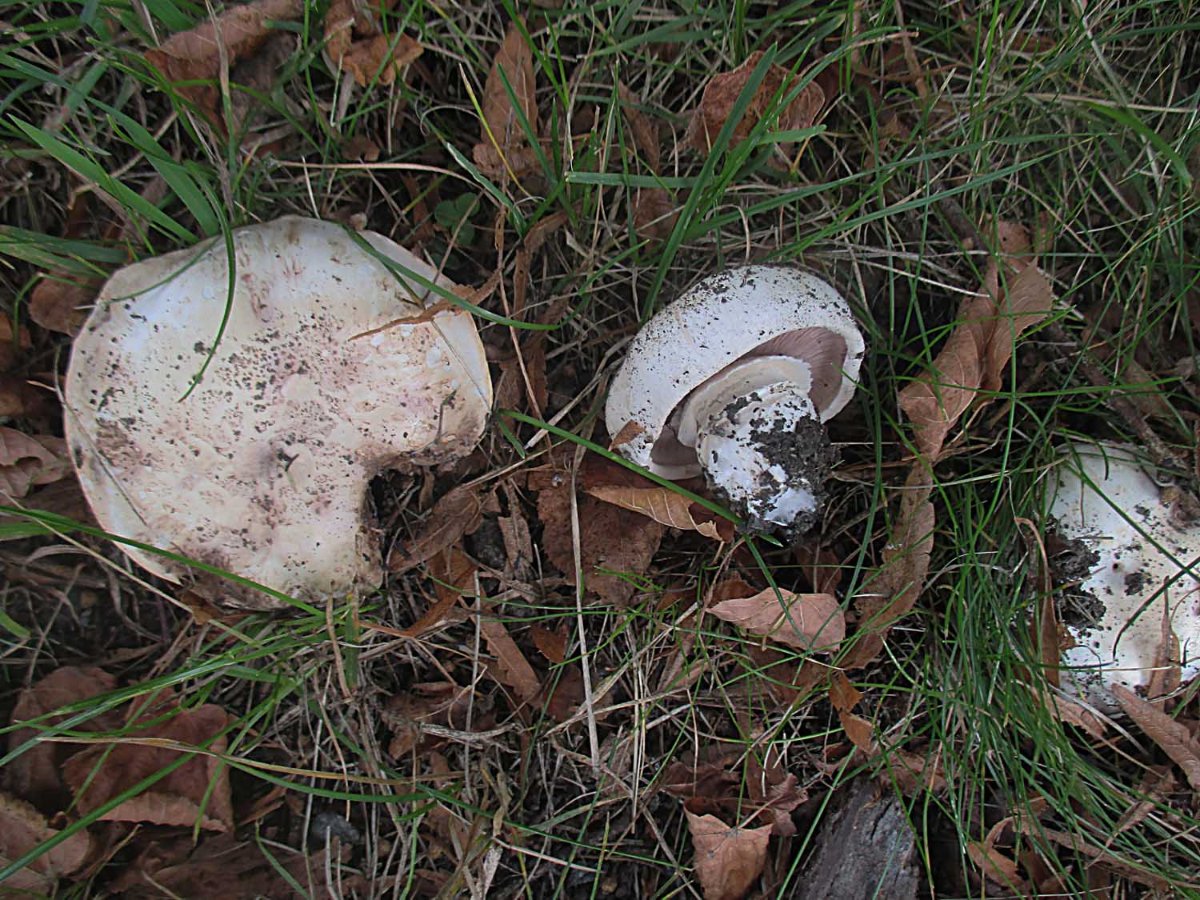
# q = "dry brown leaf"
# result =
<box><xmin>839</xmin><ymin>710</ymin><xmax>875</xmax><ymax>754</ymax></box>
<box><xmin>473</xmin><ymin>18</ymin><xmax>537</xmax><ymax>178</ymax></box>
<box><xmin>62</xmin><ymin>700</ymin><xmax>233</xmax><ymax>831</ymax></box>
<box><xmin>634</xmin><ymin>188</ymin><xmax>680</xmax><ymax>242</ymax></box>
<box><xmin>967</xmin><ymin>839</ymin><xmax>1028</xmax><ymax>892</ymax></box>
<box><xmin>530</xmin><ymin>623</ymin><xmax>568</xmax><ymax>664</ymax></box>
<box><xmin>685</xmin><ymin>811</ymin><xmax>772</xmax><ymax>900</ymax></box>
<box><xmin>1147</xmin><ymin>600</ymin><xmax>1182</xmax><ymax>705</ymax></box>
<box><xmin>886</xmin><ymin>747</ymin><xmax>948</xmax><ymax>795</ymax></box>
<box><xmin>110</xmin><ymin>832</ymin><xmax>362</xmax><ymax>900</ymax></box>
<box><xmin>845</xmin><ymin>475</ymin><xmax>935</xmax><ymax>669</ymax></box>
<box><xmin>608</xmin><ymin>419</ymin><xmax>646</xmax><ymax>450</ymax></box>
<box><xmin>709</xmin><ymin>589</ymin><xmax>844</xmax><ymax>651</ymax></box>
<box><xmin>472</xmin><ymin>142</ymin><xmax>541</xmax><ymax>180</ymax></box>
<box><xmin>664</xmin><ymin>748</ymin><xmax>806</xmax><ymax>838</ymax></box>
<box><xmin>586</xmin><ymin>483</ymin><xmax>731</xmax><ymax>541</ymax></box>
<box><xmin>829</xmin><ymin>670</ymin><xmax>862</xmax><ymax>714</ymax></box>
<box><xmin>1032</xmin><ymin>827</ymin><xmax>1172</xmax><ymax>891</ymax></box>
<box><xmin>899</xmin><ymin>244</ymin><xmax>1055</xmax><ymax>461</ymax></box>
<box><xmin>384</xmin><ymin>681</ymin><xmax>475</xmax><ymax>758</ymax></box>
<box><xmin>145</xmin><ymin>0</ymin><xmax>304</xmax><ymax>125</ymax></box>
<box><xmin>399</xmin><ymin>546</ymin><xmax>476</xmax><ymax>638</ymax></box>
<box><xmin>0</xmin><ymin>312</ymin><xmax>30</xmax><ymax>372</ymax></box>
<box><xmin>0</xmin><ymin>374</ymin><xmax>55</xmax><ymax>420</ymax></box>
<box><xmin>480</xmin><ymin>616</ymin><xmax>541</xmax><ymax>705</ymax></box>
<box><xmin>0</xmin><ymin>428</ymin><xmax>70</xmax><ymax>500</ymax></box>
<box><xmin>618</xmin><ymin>82</ymin><xmax>660</xmax><ymax>171</ymax></box>
<box><xmin>1112</xmin><ymin>684</ymin><xmax>1200</xmax><ymax>791</ymax></box>
<box><xmin>5</xmin><ymin>666</ymin><xmax>121</xmax><ymax>813</ymax></box>
<box><xmin>543</xmin><ymin>666</ymin><xmax>586</xmax><ymax>723</ymax></box>
<box><xmin>324</xmin><ymin>0</ymin><xmax>422</xmax><ymax>87</ymax></box>
<box><xmin>686</xmin><ymin>51</ymin><xmax>825</xmax><ymax>158</ymax></box>
<box><xmin>1040</xmin><ymin>690</ymin><xmax>1107</xmax><ymax>740</ymax></box>
<box><xmin>388</xmin><ymin>484</ymin><xmax>486</xmax><ymax>574</ymax></box>
<box><xmin>536</xmin><ymin>473</ymin><xmax>664</xmax><ymax>606</ymax></box>
<box><xmin>0</xmin><ymin>792</ymin><xmax>93</xmax><ymax>893</ymax></box>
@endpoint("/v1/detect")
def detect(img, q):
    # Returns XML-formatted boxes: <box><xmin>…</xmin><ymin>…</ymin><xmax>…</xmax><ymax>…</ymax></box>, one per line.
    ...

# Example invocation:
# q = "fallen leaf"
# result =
<box><xmin>543</xmin><ymin>666</ymin><xmax>586</xmax><ymax>723</ymax></box>
<box><xmin>685</xmin><ymin>51</ymin><xmax>825</xmax><ymax>159</ymax></box>
<box><xmin>383</xmin><ymin>681</ymin><xmax>475</xmax><ymax>757</ymax></box>
<box><xmin>473</xmin><ymin>18</ymin><xmax>538</xmax><ymax>178</ymax></box>
<box><xmin>399</xmin><ymin>545</ymin><xmax>476</xmax><ymax>638</ymax></box>
<box><xmin>0</xmin><ymin>311</ymin><xmax>31</xmax><ymax>371</ymax></box>
<box><xmin>967</xmin><ymin>838</ymin><xmax>1028</xmax><ymax>892</ymax></box>
<box><xmin>0</xmin><ymin>374</ymin><xmax>55</xmax><ymax>420</ymax></box>
<box><xmin>109</xmin><ymin>832</ymin><xmax>362</xmax><ymax>900</ymax></box>
<box><xmin>586</xmin><ymin>482</ymin><xmax>730</xmax><ymax>541</ymax></box>
<box><xmin>608</xmin><ymin>420</ymin><xmax>646</xmax><ymax>450</ymax></box>
<box><xmin>664</xmin><ymin>747</ymin><xmax>806</xmax><ymax>838</ymax></box>
<box><xmin>5</xmin><ymin>666</ymin><xmax>121</xmax><ymax>813</ymax></box>
<box><xmin>839</xmin><ymin>710</ymin><xmax>875</xmax><ymax>754</ymax></box>
<box><xmin>709</xmin><ymin>589</ymin><xmax>844</xmax><ymax>651</ymax></box>
<box><xmin>618</xmin><ymin>82</ymin><xmax>660</xmax><ymax>171</ymax></box>
<box><xmin>480</xmin><ymin>616</ymin><xmax>542</xmax><ymax>705</ymax></box>
<box><xmin>685</xmin><ymin>811</ymin><xmax>772</xmax><ymax>900</ymax></box>
<box><xmin>28</xmin><ymin>269</ymin><xmax>100</xmax><ymax>336</ymax></box>
<box><xmin>1039</xmin><ymin>690</ymin><xmax>1107</xmax><ymax>740</ymax></box>
<box><xmin>0</xmin><ymin>792</ymin><xmax>93</xmax><ymax>893</ymax></box>
<box><xmin>1112</xmin><ymin>684</ymin><xmax>1200</xmax><ymax>791</ymax></box>
<box><xmin>898</xmin><ymin>242</ymin><xmax>1055</xmax><ymax>461</ymax></box>
<box><xmin>227</xmin><ymin>29</ymin><xmax>298</xmax><ymax>143</ymax></box>
<box><xmin>1031</xmin><ymin>827</ymin><xmax>1172</xmax><ymax>891</ymax></box>
<box><xmin>324</xmin><ymin>0</ymin><xmax>422</xmax><ymax>87</ymax></box>
<box><xmin>62</xmin><ymin>698</ymin><xmax>234</xmax><ymax>831</ymax></box>
<box><xmin>535</xmin><ymin>463</ymin><xmax>665</xmax><ymax>606</ymax></box>
<box><xmin>634</xmin><ymin>188</ymin><xmax>680</xmax><ymax>242</ymax></box>
<box><xmin>0</xmin><ymin>428</ymin><xmax>70</xmax><ymax>500</ymax></box>
<box><xmin>845</xmin><ymin>473</ymin><xmax>935</xmax><ymax>669</ymax></box>
<box><xmin>829</xmin><ymin>671</ymin><xmax>862</xmax><ymax>714</ymax></box>
<box><xmin>145</xmin><ymin>0</ymin><xmax>304</xmax><ymax>127</ymax></box>
<box><xmin>530</xmin><ymin>623</ymin><xmax>568</xmax><ymax>664</ymax></box>
<box><xmin>1146</xmin><ymin>597</ymin><xmax>1182</xmax><ymax>705</ymax></box>
<box><xmin>389</xmin><ymin>484</ymin><xmax>486</xmax><ymax>574</ymax></box>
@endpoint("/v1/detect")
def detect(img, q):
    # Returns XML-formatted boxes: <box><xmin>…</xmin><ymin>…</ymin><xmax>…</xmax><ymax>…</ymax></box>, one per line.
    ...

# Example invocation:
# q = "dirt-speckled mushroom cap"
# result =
<box><xmin>1046</xmin><ymin>442</ymin><xmax>1200</xmax><ymax>708</ymax></box>
<box><xmin>64</xmin><ymin>216</ymin><xmax>492</xmax><ymax>609</ymax></box>
<box><xmin>605</xmin><ymin>266</ymin><xmax>865</xmax><ymax>478</ymax></box>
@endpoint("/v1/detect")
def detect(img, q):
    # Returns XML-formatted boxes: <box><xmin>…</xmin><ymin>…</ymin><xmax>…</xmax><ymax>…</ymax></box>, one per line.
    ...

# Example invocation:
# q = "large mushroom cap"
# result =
<box><xmin>1046</xmin><ymin>441</ymin><xmax>1200</xmax><ymax>707</ymax></box>
<box><xmin>64</xmin><ymin>216</ymin><xmax>492</xmax><ymax>609</ymax></box>
<box><xmin>605</xmin><ymin>266</ymin><xmax>865</xmax><ymax>479</ymax></box>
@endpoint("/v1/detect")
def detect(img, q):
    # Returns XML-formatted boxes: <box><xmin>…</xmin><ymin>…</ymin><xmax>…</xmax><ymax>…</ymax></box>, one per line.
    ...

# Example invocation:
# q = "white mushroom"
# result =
<box><xmin>1045</xmin><ymin>441</ymin><xmax>1200</xmax><ymax>707</ymax></box>
<box><xmin>605</xmin><ymin>266</ymin><xmax>864</xmax><ymax>531</ymax></box>
<box><xmin>64</xmin><ymin>216</ymin><xmax>492</xmax><ymax>609</ymax></box>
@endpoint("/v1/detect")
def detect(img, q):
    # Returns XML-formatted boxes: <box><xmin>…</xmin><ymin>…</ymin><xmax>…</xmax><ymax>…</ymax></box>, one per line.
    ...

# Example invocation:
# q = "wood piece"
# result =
<box><xmin>791</xmin><ymin>779</ymin><xmax>920</xmax><ymax>900</ymax></box>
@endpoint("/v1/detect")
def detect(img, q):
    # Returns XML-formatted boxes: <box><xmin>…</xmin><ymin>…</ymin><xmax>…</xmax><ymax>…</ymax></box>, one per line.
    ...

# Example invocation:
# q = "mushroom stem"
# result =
<box><xmin>680</xmin><ymin>360</ymin><xmax>832</xmax><ymax>529</ymax></box>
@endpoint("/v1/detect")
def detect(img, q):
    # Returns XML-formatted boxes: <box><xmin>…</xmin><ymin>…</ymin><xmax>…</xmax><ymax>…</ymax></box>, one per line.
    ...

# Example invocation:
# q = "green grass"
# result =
<box><xmin>2</xmin><ymin>0</ymin><xmax>1200</xmax><ymax>895</ymax></box>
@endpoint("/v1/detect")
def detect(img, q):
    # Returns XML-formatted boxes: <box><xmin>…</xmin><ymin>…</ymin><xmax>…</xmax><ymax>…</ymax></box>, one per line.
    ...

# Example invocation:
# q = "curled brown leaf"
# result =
<box><xmin>709</xmin><ymin>588</ymin><xmax>844</xmax><ymax>651</ymax></box>
<box><xmin>685</xmin><ymin>51</ymin><xmax>825</xmax><ymax>159</ymax></box>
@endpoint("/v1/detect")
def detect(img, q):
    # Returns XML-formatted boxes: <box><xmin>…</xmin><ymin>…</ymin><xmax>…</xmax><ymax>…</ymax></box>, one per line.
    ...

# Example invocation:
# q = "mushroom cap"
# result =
<box><xmin>1046</xmin><ymin>442</ymin><xmax>1200</xmax><ymax>707</ymax></box>
<box><xmin>64</xmin><ymin>216</ymin><xmax>492</xmax><ymax>609</ymax></box>
<box><xmin>605</xmin><ymin>266</ymin><xmax>865</xmax><ymax>478</ymax></box>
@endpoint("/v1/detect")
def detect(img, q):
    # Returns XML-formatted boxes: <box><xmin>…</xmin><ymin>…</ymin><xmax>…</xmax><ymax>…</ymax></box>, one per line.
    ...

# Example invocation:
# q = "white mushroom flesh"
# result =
<box><xmin>64</xmin><ymin>216</ymin><xmax>492</xmax><ymax>609</ymax></box>
<box><xmin>1046</xmin><ymin>442</ymin><xmax>1200</xmax><ymax>707</ymax></box>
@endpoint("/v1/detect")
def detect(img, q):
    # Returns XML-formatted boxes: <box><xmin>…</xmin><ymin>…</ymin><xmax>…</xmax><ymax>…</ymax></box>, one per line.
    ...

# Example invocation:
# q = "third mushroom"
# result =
<box><xmin>605</xmin><ymin>266</ymin><xmax>865</xmax><ymax>532</ymax></box>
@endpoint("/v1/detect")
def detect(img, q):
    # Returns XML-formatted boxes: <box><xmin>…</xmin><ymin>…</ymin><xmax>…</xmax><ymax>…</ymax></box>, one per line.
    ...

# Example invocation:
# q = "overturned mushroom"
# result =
<box><xmin>64</xmin><ymin>216</ymin><xmax>492</xmax><ymax>609</ymax></box>
<box><xmin>605</xmin><ymin>266</ymin><xmax>864</xmax><ymax>531</ymax></box>
<box><xmin>1045</xmin><ymin>442</ymin><xmax>1200</xmax><ymax>707</ymax></box>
